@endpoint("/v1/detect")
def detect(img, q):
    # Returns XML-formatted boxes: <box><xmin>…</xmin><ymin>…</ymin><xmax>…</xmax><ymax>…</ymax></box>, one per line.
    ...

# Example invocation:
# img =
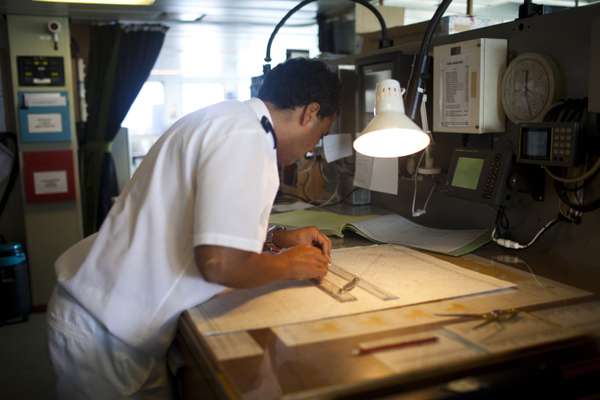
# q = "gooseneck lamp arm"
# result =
<box><xmin>405</xmin><ymin>0</ymin><xmax>453</xmax><ymax>120</ymax></box>
<box><xmin>264</xmin><ymin>0</ymin><xmax>393</xmax><ymax>74</ymax></box>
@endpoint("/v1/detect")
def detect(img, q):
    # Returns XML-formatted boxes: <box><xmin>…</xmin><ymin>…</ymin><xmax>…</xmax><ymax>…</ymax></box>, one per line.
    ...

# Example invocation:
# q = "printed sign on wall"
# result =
<box><xmin>23</xmin><ymin>149</ymin><xmax>76</xmax><ymax>203</ymax></box>
<box><xmin>18</xmin><ymin>91</ymin><xmax>71</xmax><ymax>142</ymax></box>
<box><xmin>27</xmin><ymin>113</ymin><xmax>63</xmax><ymax>133</ymax></box>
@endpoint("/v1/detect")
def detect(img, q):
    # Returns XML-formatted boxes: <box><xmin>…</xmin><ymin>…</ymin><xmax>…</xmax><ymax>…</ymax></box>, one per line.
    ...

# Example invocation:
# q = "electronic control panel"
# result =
<box><xmin>444</xmin><ymin>148</ymin><xmax>512</xmax><ymax>206</ymax></box>
<box><xmin>17</xmin><ymin>56</ymin><xmax>65</xmax><ymax>86</ymax></box>
<box><xmin>517</xmin><ymin>122</ymin><xmax>580</xmax><ymax>167</ymax></box>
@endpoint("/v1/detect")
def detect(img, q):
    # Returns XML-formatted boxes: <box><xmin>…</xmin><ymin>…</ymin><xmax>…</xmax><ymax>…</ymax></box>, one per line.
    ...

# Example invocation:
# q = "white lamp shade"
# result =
<box><xmin>353</xmin><ymin>79</ymin><xmax>430</xmax><ymax>158</ymax></box>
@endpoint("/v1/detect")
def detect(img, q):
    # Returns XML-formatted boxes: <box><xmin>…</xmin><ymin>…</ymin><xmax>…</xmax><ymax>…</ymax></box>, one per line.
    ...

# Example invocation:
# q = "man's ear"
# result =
<box><xmin>300</xmin><ymin>102</ymin><xmax>321</xmax><ymax>126</ymax></box>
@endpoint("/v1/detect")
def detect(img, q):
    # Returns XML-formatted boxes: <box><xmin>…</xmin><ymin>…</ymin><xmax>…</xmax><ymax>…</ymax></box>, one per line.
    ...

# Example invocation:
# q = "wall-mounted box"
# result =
<box><xmin>23</xmin><ymin>150</ymin><xmax>76</xmax><ymax>203</ymax></box>
<box><xmin>433</xmin><ymin>38</ymin><xmax>507</xmax><ymax>134</ymax></box>
<box><xmin>18</xmin><ymin>91</ymin><xmax>71</xmax><ymax>142</ymax></box>
<box><xmin>17</xmin><ymin>56</ymin><xmax>65</xmax><ymax>86</ymax></box>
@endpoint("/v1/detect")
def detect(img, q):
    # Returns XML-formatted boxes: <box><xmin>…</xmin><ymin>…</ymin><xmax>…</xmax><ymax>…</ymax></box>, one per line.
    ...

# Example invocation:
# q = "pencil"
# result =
<box><xmin>352</xmin><ymin>336</ymin><xmax>439</xmax><ymax>356</ymax></box>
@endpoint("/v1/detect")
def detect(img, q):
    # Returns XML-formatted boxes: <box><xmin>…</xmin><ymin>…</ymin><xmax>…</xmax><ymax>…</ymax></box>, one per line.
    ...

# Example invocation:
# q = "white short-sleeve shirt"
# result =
<box><xmin>55</xmin><ymin>98</ymin><xmax>279</xmax><ymax>354</ymax></box>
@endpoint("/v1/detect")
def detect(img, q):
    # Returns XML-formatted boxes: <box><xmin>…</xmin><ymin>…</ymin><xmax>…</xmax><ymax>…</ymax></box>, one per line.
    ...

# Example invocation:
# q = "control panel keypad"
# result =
<box><xmin>482</xmin><ymin>153</ymin><xmax>503</xmax><ymax>200</ymax></box>
<box><xmin>552</xmin><ymin>127</ymin><xmax>573</xmax><ymax>162</ymax></box>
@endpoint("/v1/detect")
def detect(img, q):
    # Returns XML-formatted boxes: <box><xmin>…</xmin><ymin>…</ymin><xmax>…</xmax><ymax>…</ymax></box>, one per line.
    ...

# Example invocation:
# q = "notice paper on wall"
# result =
<box><xmin>23</xmin><ymin>92</ymin><xmax>67</xmax><ymax>107</ymax></box>
<box><xmin>353</xmin><ymin>153</ymin><xmax>398</xmax><ymax>195</ymax></box>
<box><xmin>19</xmin><ymin>91</ymin><xmax>71</xmax><ymax>143</ymax></box>
<box><xmin>27</xmin><ymin>113</ymin><xmax>63</xmax><ymax>133</ymax></box>
<box><xmin>323</xmin><ymin>133</ymin><xmax>353</xmax><ymax>162</ymax></box>
<box><xmin>33</xmin><ymin>170</ymin><xmax>68</xmax><ymax>195</ymax></box>
<box><xmin>440</xmin><ymin>57</ymin><xmax>470</xmax><ymax>128</ymax></box>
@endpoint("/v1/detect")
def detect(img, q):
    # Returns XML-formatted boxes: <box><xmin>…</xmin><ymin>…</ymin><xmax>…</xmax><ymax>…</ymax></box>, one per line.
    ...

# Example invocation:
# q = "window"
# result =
<box><xmin>119</xmin><ymin>21</ymin><xmax>319</xmax><ymax>169</ymax></box>
<box><xmin>181</xmin><ymin>82</ymin><xmax>225</xmax><ymax>115</ymax></box>
<box><xmin>122</xmin><ymin>81</ymin><xmax>165</xmax><ymax>137</ymax></box>
<box><xmin>122</xmin><ymin>81</ymin><xmax>166</xmax><ymax>168</ymax></box>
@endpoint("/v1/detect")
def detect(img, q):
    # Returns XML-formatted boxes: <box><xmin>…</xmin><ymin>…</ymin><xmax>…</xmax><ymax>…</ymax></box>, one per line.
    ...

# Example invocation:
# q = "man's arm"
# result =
<box><xmin>272</xmin><ymin>226</ymin><xmax>332</xmax><ymax>257</ymax></box>
<box><xmin>195</xmin><ymin>244</ymin><xmax>329</xmax><ymax>289</ymax></box>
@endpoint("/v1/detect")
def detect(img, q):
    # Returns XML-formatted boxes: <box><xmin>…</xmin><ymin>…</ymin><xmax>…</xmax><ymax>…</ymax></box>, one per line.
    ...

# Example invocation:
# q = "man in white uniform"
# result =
<box><xmin>47</xmin><ymin>58</ymin><xmax>340</xmax><ymax>399</ymax></box>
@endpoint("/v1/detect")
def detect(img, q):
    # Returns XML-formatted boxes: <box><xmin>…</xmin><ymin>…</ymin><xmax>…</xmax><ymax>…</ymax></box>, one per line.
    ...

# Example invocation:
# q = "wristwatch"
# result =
<box><xmin>266</xmin><ymin>225</ymin><xmax>286</xmax><ymax>244</ymax></box>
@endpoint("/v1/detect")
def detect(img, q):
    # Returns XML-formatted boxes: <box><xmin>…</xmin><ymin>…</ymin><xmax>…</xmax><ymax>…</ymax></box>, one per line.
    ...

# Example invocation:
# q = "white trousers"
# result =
<box><xmin>47</xmin><ymin>286</ymin><xmax>173</xmax><ymax>400</ymax></box>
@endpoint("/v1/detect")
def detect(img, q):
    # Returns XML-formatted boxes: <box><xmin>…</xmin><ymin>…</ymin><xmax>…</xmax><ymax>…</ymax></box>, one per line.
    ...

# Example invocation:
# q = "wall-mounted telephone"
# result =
<box><xmin>443</xmin><ymin>148</ymin><xmax>513</xmax><ymax>206</ymax></box>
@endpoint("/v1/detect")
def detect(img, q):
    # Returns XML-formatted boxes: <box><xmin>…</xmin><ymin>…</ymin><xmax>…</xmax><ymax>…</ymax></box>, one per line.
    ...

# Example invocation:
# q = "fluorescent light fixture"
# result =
<box><xmin>33</xmin><ymin>0</ymin><xmax>155</xmax><ymax>5</ymax></box>
<box><xmin>354</xmin><ymin>79</ymin><xmax>430</xmax><ymax>158</ymax></box>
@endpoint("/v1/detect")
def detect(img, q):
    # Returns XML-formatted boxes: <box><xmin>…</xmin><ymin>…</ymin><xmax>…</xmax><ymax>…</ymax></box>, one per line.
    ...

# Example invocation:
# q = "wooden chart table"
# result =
<box><xmin>173</xmin><ymin>238</ymin><xmax>600</xmax><ymax>399</ymax></box>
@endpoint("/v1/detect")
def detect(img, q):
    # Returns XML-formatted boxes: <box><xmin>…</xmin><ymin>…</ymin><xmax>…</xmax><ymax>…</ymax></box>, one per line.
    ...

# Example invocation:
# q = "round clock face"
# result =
<box><xmin>501</xmin><ymin>53</ymin><xmax>561</xmax><ymax>123</ymax></box>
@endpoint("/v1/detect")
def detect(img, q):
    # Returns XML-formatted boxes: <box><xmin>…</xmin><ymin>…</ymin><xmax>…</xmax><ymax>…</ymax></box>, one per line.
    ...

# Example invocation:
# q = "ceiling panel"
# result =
<box><xmin>0</xmin><ymin>0</ymin><xmax>323</xmax><ymax>25</ymax></box>
<box><xmin>0</xmin><ymin>0</ymin><xmax>597</xmax><ymax>26</ymax></box>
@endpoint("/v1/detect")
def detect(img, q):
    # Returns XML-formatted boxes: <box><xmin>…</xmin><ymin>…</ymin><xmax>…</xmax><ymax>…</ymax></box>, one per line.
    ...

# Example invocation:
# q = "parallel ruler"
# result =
<box><xmin>315</xmin><ymin>277</ymin><xmax>356</xmax><ymax>302</ymax></box>
<box><xmin>329</xmin><ymin>263</ymin><xmax>398</xmax><ymax>301</ymax></box>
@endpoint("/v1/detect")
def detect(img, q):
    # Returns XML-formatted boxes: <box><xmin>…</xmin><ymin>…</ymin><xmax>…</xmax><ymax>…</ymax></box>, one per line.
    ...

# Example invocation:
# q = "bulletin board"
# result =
<box><xmin>18</xmin><ymin>91</ymin><xmax>71</xmax><ymax>143</ymax></box>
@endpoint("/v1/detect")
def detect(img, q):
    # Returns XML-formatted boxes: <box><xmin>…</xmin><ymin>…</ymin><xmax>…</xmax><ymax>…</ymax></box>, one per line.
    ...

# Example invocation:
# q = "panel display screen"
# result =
<box><xmin>522</xmin><ymin>128</ymin><xmax>551</xmax><ymax>160</ymax></box>
<box><xmin>17</xmin><ymin>56</ymin><xmax>65</xmax><ymax>86</ymax></box>
<box><xmin>451</xmin><ymin>157</ymin><xmax>484</xmax><ymax>190</ymax></box>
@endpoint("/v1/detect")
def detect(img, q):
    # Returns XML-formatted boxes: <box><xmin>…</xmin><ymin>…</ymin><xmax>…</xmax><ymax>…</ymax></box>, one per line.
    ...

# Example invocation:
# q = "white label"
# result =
<box><xmin>24</xmin><ymin>92</ymin><xmax>67</xmax><ymax>107</ymax></box>
<box><xmin>27</xmin><ymin>113</ymin><xmax>63</xmax><ymax>133</ymax></box>
<box><xmin>33</xmin><ymin>170</ymin><xmax>68</xmax><ymax>194</ymax></box>
<box><xmin>441</xmin><ymin>58</ymin><xmax>470</xmax><ymax>127</ymax></box>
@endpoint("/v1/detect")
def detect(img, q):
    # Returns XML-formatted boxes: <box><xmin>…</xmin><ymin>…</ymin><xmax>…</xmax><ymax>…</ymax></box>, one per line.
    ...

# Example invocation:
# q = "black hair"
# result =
<box><xmin>258</xmin><ymin>58</ymin><xmax>341</xmax><ymax>118</ymax></box>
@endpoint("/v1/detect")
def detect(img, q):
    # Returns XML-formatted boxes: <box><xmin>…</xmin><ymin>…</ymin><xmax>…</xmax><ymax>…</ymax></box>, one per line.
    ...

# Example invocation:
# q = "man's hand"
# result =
<box><xmin>279</xmin><ymin>245</ymin><xmax>329</xmax><ymax>281</ymax></box>
<box><xmin>195</xmin><ymin>243</ymin><xmax>329</xmax><ymax>288</ymax></box>
<box><xmin>273</xmin><ymin>226</ymin><xmax>332</xmax><ymax>259</ymax></box>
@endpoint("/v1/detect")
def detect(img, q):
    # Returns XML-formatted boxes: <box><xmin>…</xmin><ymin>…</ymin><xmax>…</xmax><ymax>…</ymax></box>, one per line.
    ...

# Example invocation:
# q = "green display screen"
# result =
<box><xmin>451</xmin><ymin>157</ymin><xmax>484</xmax><ymax>190</ymax></box>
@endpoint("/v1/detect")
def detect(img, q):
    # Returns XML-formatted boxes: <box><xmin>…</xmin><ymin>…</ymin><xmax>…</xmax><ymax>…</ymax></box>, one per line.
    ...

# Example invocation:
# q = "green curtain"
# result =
<box><xmin>80</xmin><ymin>24</ymin><xmax>167</xmax><ymax>235</ymax></box>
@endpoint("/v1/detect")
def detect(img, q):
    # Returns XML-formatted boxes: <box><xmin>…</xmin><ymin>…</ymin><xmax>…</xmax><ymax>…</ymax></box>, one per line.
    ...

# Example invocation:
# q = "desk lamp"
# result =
<box><xmin>353</xmin><ymin>78</ymin><xmax>430</xmax><ymax>158</ymax></box>
<box><xmin>355</xmin><ymin>0</ymin><xmax>454</xmax><ymax>158</ymax></box>
<box><xmin>264</xmin><ymin>0</ymin><xmax>454</xmax><ymax>159</ymax></box>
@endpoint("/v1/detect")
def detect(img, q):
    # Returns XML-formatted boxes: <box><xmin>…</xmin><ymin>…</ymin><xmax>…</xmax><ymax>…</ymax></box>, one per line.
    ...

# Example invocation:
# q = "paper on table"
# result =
<box><xmin>368</xmin><ymin>331</ymin><xmax>484</xmax><ymax>374</ymax></box>
<box><xmin>373</xmin><ymin>303</ymin><xmax>600</xmax><ymax>374</ymax></box>
<box><xmin>531</xmin><ymin>301</ymin><xmax>600</xmax><ymax>331</ymax></box>
<box><xmin>445</xmin><ymin>307</ymin><xmax>598</xmax><ymax>354</ymax></box>
<box><xmin>347</xmin><ymin>214</ymin><xmax>490</xmax><ymax>256</ymax></box>
<box><xmin>269</xmin><ymin>209</ymin><xmax>375</xmax><ymax>237</ymax></box>
<box><xmin>273</xmin><ymin>306</ymin><xmax>446</xmax><ymax>347</ymax></box>
<box><xmin>274</xmin><ymin>258</ymin><xmax>589</xmax><ymax>347</ymax></box>
<box><xmin>204</xmin><ymin>331</ymin><xmax>264</xmax><ymax>361</ymax></box>
<box><xmin>269</xmin><ymin>210</ymin><xmax>489</xmax><ymax>255</ymax></box>
<box><xmin>188</xmin><ymin>245</ymin><xmax>514</xmax><ymax>335</ymax></box>
<box><xmin>353</xmin><ymin>153</ymin><xmax>398</xmax><ymax>195</ymax></box>
<box><xmin>323</xmin><ymin>134</ymin><xmax>353</xmax><ymax>162</ymax></box>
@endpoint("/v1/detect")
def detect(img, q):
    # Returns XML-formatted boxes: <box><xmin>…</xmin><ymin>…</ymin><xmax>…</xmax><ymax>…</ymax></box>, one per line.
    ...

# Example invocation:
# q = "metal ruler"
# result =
<box><xmin>329</xmin><ymin>263</ymin><xmax>398</xmax><ymax>301</ymax></box>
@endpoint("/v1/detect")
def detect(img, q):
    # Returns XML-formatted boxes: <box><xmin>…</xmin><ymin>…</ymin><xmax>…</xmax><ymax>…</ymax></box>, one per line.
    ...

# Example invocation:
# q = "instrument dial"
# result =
<box><xmin>501</xmin><ymin>53</ymin><xmax>561</xmax><ymax>123</ymax></box>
